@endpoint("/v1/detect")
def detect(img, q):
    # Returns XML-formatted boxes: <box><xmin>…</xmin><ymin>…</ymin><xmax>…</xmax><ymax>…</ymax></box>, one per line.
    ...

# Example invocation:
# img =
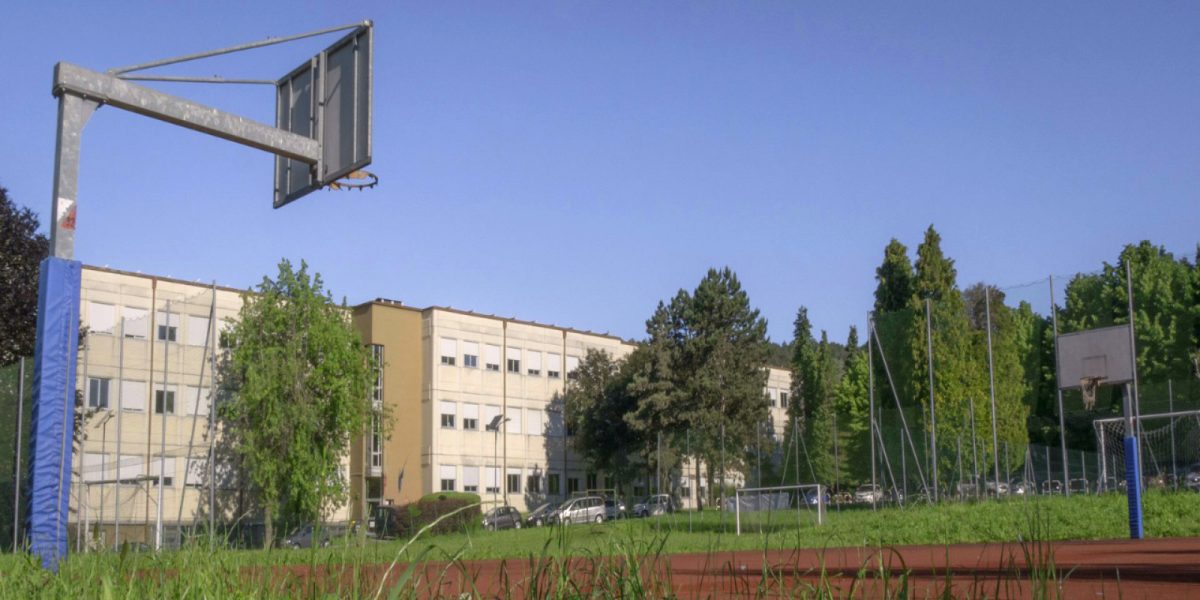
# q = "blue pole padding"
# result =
<box><xmin>1123</xmin><ymin>436</ymin><xmax>1143</xmax><ymax>540</ymax></box>
<box><xmin>27</xmin><ymin>257</ymin><xmax>82</xmax><ymax>572</ymax></box>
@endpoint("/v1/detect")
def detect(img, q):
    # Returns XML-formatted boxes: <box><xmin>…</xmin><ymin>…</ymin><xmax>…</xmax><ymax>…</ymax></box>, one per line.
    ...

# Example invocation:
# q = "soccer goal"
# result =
<box><xmin>1094</xmin><ymin>410</ymin><xmax>1200</xmax><ymax>491</ymax></box>
<box><xmin>731</xmin><ymin>484</ymin><xmax>825</xmax><ymax>536</ymax></box>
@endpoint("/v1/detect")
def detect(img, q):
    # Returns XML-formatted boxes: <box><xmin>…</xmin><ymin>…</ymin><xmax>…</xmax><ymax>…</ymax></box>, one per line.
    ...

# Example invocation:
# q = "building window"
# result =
<box><xmin>547</xmin><ymin>353</ymin><xmax>562</xmax><ymax>379</ymax></box>
<box><xmin>462</xmin><ymin>403</ymin><xmax>479</xmax><ymax>431</ymax></box>
<box><xmin>525</xmin><ymin>409</ymin><xmax>542</xmax><ymax>437</ymax></box>
<box><xmin>123</xmin><ymin>307</ymin><xmax>149</xmax><ymax>339</ymax></box>
<box><xmin>586</xmin><ymin>473</ymin><xmax>598</xmax><ymax>491</ymax></box>
<box><xmin>369</xmin><ymin>414</ymin><xmax>382</xmax><ymax>474</ymax></box>
<box><xmin>527</xmin><ymin>474</ymin><xmax>541</xmax><ymax>494</ymax></box>
<box><xmin>567</xmin><ymin>355</ymin><xmax>580</xmax><ymax>380</ymax></box>
<box><xmin>507</xmin><ymin>471</ymin><xmax>521</xmax><ymax>494</ymax></box>
<box><xmin>485</xmin><ymin>467</ymin><xmax>500</xmax><ymax>494</ymax></box>
<box><xmin>156</xmin><ymin>311</ymin><xmax>179</xmax><ymax>342</ymax></box>
<box><xmin>768</xmin><ymin>388</ymin><xmax>777</xmax><ymax>407</ymax></box>
<box><xmin>506</xmin><ymin>347</ymin><xmax>521</xmax><ymax>374</ymax></box>
<box><xmin>567</xmin><ymin>477</ymin><xmax>579</xmax><ymax>494</ymax></box>
<box><xmin>120</xmin><ymin>380</ymin><xmax>146</xmax><ymax>412</ymax></box>
<box><xmin>371</xmin><ymin>345</ymin><xmax>384</xmax><ymax>406</ymax></box>
<box><xmin>485</xmin><ymin>344</ymin><xmax>501</xmax><ymax>371</ymax></box>
<box><xmin>548</xmin><ymin>473</ymin><xmax>561</xmax><ymax>495</ymax></box>
<box><xmin>463</xmin><ymin>341</ymin><xmax>479</xmax><ymax>368</ymax></box>
<box><xmin>87</xmin><ymin>377</ymin><xmax>110</xmax><ymax>409</ymax></box>
<box><xmin>439</xmin><ymin>465</ymin><xmax>456</xmax><ymax>492</ymax></box>
<box><xmin>154</xmin><ymin>388</ymin><xmax>175</xmax><ymax>415</ymax></box>
<box><xmin>87</xmin><ymin>302</ymin><xmax>116</xmax><ymax>335</ymax></box>
<box><xmin>463</xmin><ymin>466</ymin><xmax>480</xmax><ymax>493</ymax></box>
<box><xmin>780</xmin><ymin>392</ymin><xmax>789</xmax><ymax>408</ymax></box>
<box><xmin>151</xmin><ymin>457</ymin><xmax>175</xmax><ymax>487</ymax></box>
<box><xmin>439</xmin><ymin>400</ymin><xmax>456</xmax><ymax>429</ymax></box>
<box><xmin>526</xmin><ymin>351</ymin><xmax>541</xmax><ymax>376</ymax></box>
<box><xmin>440</xmin><ymin>338</ymin><xmax>457</xmax><ymax>366</ymax></box>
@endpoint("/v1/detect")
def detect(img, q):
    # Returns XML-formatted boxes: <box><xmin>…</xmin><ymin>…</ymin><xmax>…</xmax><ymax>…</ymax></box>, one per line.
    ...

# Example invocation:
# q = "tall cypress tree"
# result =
<box><xmin>874</xmin><ymin>239</ymin><xmax>915</xmax><ymax>313</ymax></box>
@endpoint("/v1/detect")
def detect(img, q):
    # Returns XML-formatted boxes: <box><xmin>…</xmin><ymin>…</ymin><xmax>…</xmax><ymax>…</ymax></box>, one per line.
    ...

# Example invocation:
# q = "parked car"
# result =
<box><xmin>1184</xmin><ymin>468</ymin><xmax>1200</xmax><ymax>492</ymax></box>
<box><xmin>632</xmin><ymin>494</ymin><xmax>676</xmax><ymax>518</ymax></box>
<box><xmin>556</xmin><ymin>496</ymin><xmax>606</xmax><ymax>525</ymax></box>
<box><xmin>482</xmin><ymin>506</ymin><xmax>523</xmax><ymax>531</ymax></box>
<box><xmin>853</xmin><ymin>484</ymin><xmax>883</xmax><ymax>504</ymax></box>
<box><xmin>526</xmin><ymin>502</ymin><xmax>560</xmax><ymax>527</ymax></box>
<box><xmin>282</xmin><ymin>524</ymin><xmax>331</xmax><ymax>549</ymax></box>
<box><xmin>1040</xmin><ymin>480</ymin><xmax>1063</xmax><ymax>495</ymax></box>
<box><xmin>367</xmin><ymin>505</ymin><xmax>405</xmax><ymax>539</ymax></box>
<box><xmin>1010</xmin><ymin>479</ymin><xmax>1035</xmax><ymax>496</ymax></box>
<box><xmin>805</xmin><ymin>489</ymin><xmax>831</xmax><ymax>507</ymax></box>
<box><xmin>604</xmin><ymin>498</ymin><xmax>627</xmax><ymax>520</ymax></box>
<box><xmin>1068</xmin><ymin>478</ymin><xmax>1090</xmax><ymax>495</ymax></box>
<box><xmin>984</xmin><ymin>481</ymin><xmax>1009</xmax><ymax>496</ymax></box>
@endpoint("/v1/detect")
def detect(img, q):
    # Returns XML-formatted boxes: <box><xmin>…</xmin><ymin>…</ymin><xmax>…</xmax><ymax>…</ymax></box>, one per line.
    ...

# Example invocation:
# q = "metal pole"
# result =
<box><xmin>1049</xmin><ymin>276</ymin><xmax>1070</xmax><ymax>496</ymax></box>
<box><xmin>1124</xmin><ymin>262</ymin><xmax>1144</xmax><ymax>539</ymax></box>
<box><xmin>1169</xmin><ymin>380</ymin><xmax>1177</xmax><ymax>491</ymax></box>
<box><xmin>832</xmin><ymin>412</ymin><xmax>841</xmax><ymax>505</ymax></box>
<box><xmin>925</xmin><ymin>299</ymin><xmax>939</xmax><ymax>502</ymax></box>
<box><xmin>1044</xmin><ymin>446</ymin><xmax>1050</xmax><ymax>492</ymax></box>
<box><xmin>984</xmin><ymin>288</ymin><xmax>1002</xmax><ymax>498</ymax></box>
<box><xmin>686</xmin><ymin>429</ymin><xmax>692</xmax><ymax>533</ymax></box>
<box><xmin>1099</xmin><ymin>424</ymin><xmax>1108</xmax><ymax>492</ymax></box>
<box><xmin>969</xmin><ymin>399</ymin><xmax>979</xmax><ymax>494</ymax></box>
<box><xmin>867</xmin><ymin>317</ymin><xmax>877</xmax><ymax>507</ymax></box>
<box><xmin>13</xmin><ymin>357</ymin><xmax>25</xmax><ymax>550</ymax></box>
<box><xmin>209</xmin><ymin>287</ymin><xmax>217</xmax><ymax>545</ymax></box>
<box><xmin>657</xmin><ymin>431</ymin><xmax>663</xmax><ymax>495</ymax></box>
<box><xmin>156</xmin><ymin>301</ymin><xmax>170</xmax><ymax>551</ymax></box>
<box><xmin>720</xmin><ymin>422</ymin><xmax>726</xmax><ymax>526</ymax></box>
<box><xmin>114</xmin><ymin>318</ymin><xmax>124</xmax><ymax>550</ymax></box>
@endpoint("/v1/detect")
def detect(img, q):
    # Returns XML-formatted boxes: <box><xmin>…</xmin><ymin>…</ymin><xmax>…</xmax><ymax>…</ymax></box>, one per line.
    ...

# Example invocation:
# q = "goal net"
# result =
<box><xmin>731</xmin><ymin>484</ymin><xmax>825</xmax><ymax>536</ymax></box>
<box><xmin>1093</xmin><ymin>410</ymin><xmax>1200</xmax><ymax>491</ymax></box>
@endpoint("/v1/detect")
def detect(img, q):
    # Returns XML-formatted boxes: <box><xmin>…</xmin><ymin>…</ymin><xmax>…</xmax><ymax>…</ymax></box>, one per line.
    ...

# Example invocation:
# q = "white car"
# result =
<box><xmin>854</xmin><ymin>484</ymin><xmax>883</xmax><ymax>504</ymax></box>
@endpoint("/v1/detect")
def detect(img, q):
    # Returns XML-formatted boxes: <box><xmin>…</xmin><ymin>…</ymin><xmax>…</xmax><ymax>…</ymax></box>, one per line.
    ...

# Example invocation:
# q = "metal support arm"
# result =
<box><xmin>53</xmin><ymin>63</ymin><xmax>320</xmax><ymax>164</ymax></box>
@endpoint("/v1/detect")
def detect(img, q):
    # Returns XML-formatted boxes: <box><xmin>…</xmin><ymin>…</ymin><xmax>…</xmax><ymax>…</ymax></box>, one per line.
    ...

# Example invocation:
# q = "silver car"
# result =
<box><xmin>556</xmin><ymin>496</ymin><xmax>606</xmax><ymax>525</ymax></box>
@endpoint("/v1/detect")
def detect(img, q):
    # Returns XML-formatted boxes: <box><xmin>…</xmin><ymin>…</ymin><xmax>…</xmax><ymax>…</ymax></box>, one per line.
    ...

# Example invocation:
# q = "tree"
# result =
<box><xmin>0</xmin><ymin>186</ymin><xmax>49</xmax><ymax>366</ymax></box>
<box><xmin>874</xmin><ymin>239</ymin><xmax>915</xmax><ymax>313</ymax></box>
<box><xmin>909</xmin><ymin>226</ymin><xmax>983</xmax><ymax>485</ymax></box>
<box><xmin>634</xmin><ymin>268</ymin><xmax>769</xmax><ymax>506</ymax></box>
<box><xmin>563</xmin><ymin>348</ymin><xmax>645</xmax><ymax>488</ymax></box>
<box><xmin>219</xmin><ymin>260</ymin><xmax>376</xmax><ymax>546</ymax></box>
<box><xmin>833</xmin><ymin>331</ymin><xmax>871</xmax><ymax>487</ymax></box>
<box><xmin>872</xmin><ymin>238</ymin><xmax>916</xmax><ymax>410</ymax></box>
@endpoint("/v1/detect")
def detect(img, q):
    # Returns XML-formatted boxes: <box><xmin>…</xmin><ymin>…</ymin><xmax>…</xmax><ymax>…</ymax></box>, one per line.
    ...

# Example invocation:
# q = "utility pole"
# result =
<box><xmin>925</xmin><ymin>299</ymin><xmax>939</xmax><ymax>502</ymax></box>
<box><xmin>984</xmin><ymin>288</ymin><xmax>1002</xmax><ymax>498</ymax></box>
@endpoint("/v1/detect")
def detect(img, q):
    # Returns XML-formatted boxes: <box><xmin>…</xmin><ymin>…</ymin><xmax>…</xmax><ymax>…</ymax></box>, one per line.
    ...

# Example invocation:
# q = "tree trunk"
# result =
<box><xmin>263</xmin><ymin>504</ymin><xmax>273</xmax><ymax>550</ymax></box>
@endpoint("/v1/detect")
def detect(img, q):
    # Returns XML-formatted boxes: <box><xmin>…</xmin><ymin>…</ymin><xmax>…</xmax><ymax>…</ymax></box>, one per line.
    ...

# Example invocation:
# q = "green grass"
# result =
<box><xmin>0</xmin><ymin>491</ymin><xmax>1194</xmax><ymax>598</ymax></box>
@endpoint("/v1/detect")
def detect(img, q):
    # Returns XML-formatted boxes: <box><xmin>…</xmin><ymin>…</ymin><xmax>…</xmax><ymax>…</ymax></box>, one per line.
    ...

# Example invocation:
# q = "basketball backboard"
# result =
<box><xmin>1056</xmin><ymin>324</ymin><xmax>1135</xmax><ymax>390</ymax></box>
<box><xmin>274</xmin><ymin>23</ymin><xmax>373</xmax><ymax>208</ymax></box>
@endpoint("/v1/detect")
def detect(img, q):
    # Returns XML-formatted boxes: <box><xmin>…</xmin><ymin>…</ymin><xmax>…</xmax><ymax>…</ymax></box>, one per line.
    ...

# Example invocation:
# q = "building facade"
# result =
<box><xmin>347</xmin><ymin>300</ymin><xmax>635</xmax><ymax>518</ymax></box>
<box><xmin>71</xmin><ymin>265</ymin><xmax>794</xmax><ymax>541</ymax></box>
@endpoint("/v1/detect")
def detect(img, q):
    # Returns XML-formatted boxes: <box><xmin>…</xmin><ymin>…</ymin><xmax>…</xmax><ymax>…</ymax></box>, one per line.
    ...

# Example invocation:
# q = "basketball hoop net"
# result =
<box><xmin>326</xmin><ymin>169</ymin><xmax>378</xmax><ymax>191</ymax></box>
<box><xmin>1079</xmin><ymin>376</ymin><xmax>1103</xmax><ymax>410</ymax></box>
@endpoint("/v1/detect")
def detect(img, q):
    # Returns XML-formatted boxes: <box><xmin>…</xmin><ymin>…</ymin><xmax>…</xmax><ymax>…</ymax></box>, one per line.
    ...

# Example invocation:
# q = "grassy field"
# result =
<box><xmin>0</xmin><ymin>491</ymin><xmax>1196</xmax><ymax>598</ymax></box>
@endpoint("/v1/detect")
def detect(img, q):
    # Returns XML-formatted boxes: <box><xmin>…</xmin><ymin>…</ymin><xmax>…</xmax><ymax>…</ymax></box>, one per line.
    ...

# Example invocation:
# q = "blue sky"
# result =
<box><xmin>2</xmin><ymin>3</ymin><xmax>1197</xmax><ymax>344</ymax></box>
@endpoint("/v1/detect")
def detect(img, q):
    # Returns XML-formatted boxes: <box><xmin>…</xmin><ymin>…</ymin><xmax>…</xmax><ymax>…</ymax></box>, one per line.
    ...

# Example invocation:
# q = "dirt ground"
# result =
<box><xmin>285</xmin><ymin>536</ymin><xmax>1200</xmax><ymax>599</ymax></box>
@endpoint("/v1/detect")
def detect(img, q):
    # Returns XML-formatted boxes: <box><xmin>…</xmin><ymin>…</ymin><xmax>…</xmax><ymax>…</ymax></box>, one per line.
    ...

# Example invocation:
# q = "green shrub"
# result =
<box><xmin>396</xmin><ymin>492</ymin><xmax>481</xmax><ymax>537</ymax></box>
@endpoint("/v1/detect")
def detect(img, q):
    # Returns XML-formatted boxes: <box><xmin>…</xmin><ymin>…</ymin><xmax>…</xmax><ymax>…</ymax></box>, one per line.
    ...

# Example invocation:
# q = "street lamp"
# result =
<box><xmin>485</xmin><ymin>414</ymin><xmax>509</xmax><ymax>507</ymax></box>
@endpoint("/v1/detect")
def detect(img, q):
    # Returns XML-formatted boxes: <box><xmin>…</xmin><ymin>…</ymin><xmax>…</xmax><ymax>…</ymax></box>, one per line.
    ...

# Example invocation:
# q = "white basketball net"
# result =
<box><xmin>1079</xmin><ymin>377</ymin><xmax>1104</xmax><ymax>410</ymax></box>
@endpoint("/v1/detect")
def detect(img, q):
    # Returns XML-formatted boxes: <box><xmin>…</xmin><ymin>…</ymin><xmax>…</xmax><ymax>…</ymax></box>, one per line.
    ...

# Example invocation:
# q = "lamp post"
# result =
<box><xmin>486</xmin><ymin>414</ymin><xmax>509</xmax><ymax>508</ymax></box>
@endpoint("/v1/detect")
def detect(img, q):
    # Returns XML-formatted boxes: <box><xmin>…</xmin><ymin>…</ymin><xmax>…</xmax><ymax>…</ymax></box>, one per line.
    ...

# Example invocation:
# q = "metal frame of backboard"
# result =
<box><xmin>274</xmin><ymin>26</ymin><xmax>373</xmax><ymax>208</ymax></box>
<box><xmin>1055</xmin><ymin>324</ymin><xmax>1135</xmax><ymax>390</ymax></box>
<box><xmin>30</xmin><ymin>21</ymin><xmax>373</xmax><ymax>572</ymax></box>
